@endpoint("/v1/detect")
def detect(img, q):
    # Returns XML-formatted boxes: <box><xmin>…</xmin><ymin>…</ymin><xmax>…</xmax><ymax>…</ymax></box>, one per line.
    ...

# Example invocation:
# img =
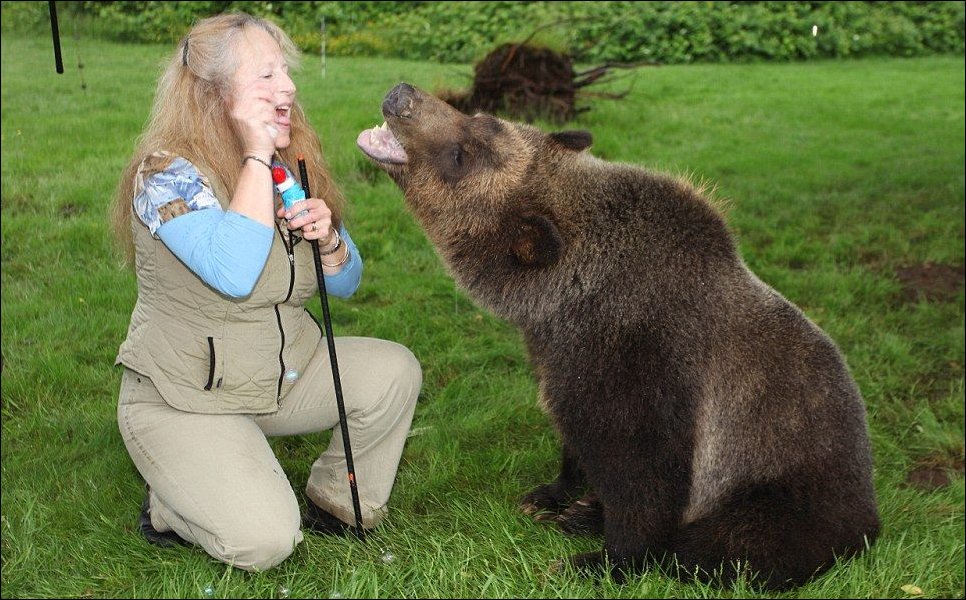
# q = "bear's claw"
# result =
<box><xmin>520</xmin><ymin>483</ymin><xmax>571</xmax><ymax>516</ymax></box>
<box><xmin>556</xmin><ymin>494</ymin><xmax>605</xmax><ymax>535</ymax></box>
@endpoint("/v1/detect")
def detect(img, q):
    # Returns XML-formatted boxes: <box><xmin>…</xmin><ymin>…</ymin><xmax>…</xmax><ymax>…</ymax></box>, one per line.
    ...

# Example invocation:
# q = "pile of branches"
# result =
<box><xmin>438</xmin><ymin>41</ymin><xmax>653</xmax><ymax>124</ymax></box>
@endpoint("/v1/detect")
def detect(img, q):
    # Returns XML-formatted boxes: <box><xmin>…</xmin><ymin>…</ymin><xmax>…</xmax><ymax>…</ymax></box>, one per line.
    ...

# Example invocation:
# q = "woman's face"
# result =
<box><xmin>231</xmin><ymin>26</ymin><xmax>296</xmax><ymax>149</ymax></box>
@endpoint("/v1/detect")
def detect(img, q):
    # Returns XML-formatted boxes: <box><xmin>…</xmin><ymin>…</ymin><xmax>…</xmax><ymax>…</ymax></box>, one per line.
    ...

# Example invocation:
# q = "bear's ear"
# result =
<box><xmin>511</xmin><ymin>212</ymin><xmax>562</xmax><ymax>268</ymax></box>
<box><xmin>550</xmin><ymin>130</ymin><xmax>593</xmax><ymax>152</ymax></box>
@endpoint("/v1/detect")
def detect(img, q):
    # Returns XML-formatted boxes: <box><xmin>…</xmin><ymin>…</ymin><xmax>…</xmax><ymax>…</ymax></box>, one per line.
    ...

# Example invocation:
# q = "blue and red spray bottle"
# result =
<box><xmin>272</xmin><ymin>163</ymin><xmax>309</xmax><ymax>220</ymax></box>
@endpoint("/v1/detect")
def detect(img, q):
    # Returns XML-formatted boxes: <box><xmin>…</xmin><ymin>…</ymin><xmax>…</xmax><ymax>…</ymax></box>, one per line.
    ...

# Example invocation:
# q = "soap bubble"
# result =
<box><xmin>381</xmin><ymin>551</ymin><xmax>395</xmax><ymax>564</ymax></box>
<box><xmin>202</xmin><ymin>583</ymin><xmax>215</xmax><ymax>598</ymax></box>
<box><xmin>284</xmin><ymin>369</ymin><xmax>300</xmax><ymax>383</ymax></box>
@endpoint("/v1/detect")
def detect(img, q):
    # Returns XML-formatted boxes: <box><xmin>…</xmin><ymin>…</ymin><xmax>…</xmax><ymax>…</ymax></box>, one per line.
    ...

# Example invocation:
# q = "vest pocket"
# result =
<box><xmin>204</xmin><ymin>336</ymin><xmax>225</xmax><ymax>391</ymax></box>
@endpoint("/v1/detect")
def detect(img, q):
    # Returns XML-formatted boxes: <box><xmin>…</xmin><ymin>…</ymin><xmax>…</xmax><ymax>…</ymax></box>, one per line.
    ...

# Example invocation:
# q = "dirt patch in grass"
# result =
<box><xmin>895</xmin><ymin>262</ymin><xmax>964</xmax><ymax>304</ymax></box>
<box><xmin>60</xmin><ymin>203</ymin><xmax>83</xmax><ymax>218</ymax></box>
<box><xmin>906</xmin><ymin>450</ymin><xmax>965</xmax><ymax>491</ymax></box>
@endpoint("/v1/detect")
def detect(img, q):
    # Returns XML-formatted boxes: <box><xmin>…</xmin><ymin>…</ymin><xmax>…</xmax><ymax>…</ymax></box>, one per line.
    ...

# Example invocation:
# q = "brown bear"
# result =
<box><xmin>357</xmin><ymin>82</ymin><xmax>880</xmax><ymax>591</ymax></box>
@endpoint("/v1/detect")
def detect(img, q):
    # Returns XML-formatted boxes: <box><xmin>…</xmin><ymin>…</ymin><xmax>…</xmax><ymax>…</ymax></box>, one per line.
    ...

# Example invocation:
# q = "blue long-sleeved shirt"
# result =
<box><xmin>133</xmin><ymin>153</ymin><xmax>361</xmax><ymax>298</ymax></box>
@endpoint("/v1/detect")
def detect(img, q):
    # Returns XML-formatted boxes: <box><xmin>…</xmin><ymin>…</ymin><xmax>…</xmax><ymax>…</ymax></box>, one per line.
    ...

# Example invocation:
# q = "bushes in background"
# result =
<box><xmin>4</xmin><ymin>0</ymin><xmax>963</xmax><ymax>64</ymax></box>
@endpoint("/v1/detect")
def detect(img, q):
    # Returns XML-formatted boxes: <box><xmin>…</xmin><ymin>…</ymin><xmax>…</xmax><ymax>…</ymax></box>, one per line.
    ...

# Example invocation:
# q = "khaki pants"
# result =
<box><xmin>117</xmin><ymin>337</ymin><xmax>421</xmax><ymax>571</ymax></box>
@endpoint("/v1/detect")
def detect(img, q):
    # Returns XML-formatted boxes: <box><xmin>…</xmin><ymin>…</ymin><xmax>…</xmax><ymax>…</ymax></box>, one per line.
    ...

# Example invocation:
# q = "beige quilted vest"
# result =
<box><xmin>116</xmin><ymin>183</ymin><xmax>324</xmax><ymax>415</ymax></box>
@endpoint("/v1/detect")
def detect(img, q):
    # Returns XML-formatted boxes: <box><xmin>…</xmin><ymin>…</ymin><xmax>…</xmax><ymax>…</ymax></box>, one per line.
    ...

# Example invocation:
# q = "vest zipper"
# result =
<box><xmin>274</xmin><ymin>305</ymin><xmax>285</xmax><ymax>402</ymax></box>
<box><xmin>204</xmin><ymin>336</ymin><xmax>216</xmax><ymax>391</ymax></box>
<box><xmin>274</xmin><ymin>223</ymin><xmax>299</xmax><ymax>403</ymax></box>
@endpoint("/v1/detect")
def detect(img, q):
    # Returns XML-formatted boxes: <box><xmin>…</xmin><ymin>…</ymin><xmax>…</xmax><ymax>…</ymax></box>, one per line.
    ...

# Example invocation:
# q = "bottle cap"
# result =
<box><xmin>271</xmin><ymin>166</ymin><xmax>288</xmax><ymax>185</ymax></box>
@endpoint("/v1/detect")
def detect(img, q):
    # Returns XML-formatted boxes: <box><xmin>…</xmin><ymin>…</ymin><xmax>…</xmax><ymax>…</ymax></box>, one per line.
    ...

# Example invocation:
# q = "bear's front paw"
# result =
<box><xmin>556</xmin><ymin>492</ymin><xmax>604</xmax><ymax>535</ymax></box>
<box><xmin>520</xmin><ymin>482</ymin><xmax>572</xmax><ymax>519</ymax></box>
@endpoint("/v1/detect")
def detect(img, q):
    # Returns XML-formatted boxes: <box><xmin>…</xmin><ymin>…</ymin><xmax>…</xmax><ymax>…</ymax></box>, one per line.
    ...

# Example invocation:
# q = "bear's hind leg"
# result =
<box><xmin>670</xmin><ymin>478</ymin><xmax>879</xmax><ymax>591</ymax></box>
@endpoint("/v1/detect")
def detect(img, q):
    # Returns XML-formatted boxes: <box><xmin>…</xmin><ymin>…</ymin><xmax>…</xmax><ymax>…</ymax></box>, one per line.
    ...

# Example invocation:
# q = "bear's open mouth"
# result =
<box><xmin>357</xmin><ymin>122</ymin><xmax>408</xmax><ymax>165</ymax></box>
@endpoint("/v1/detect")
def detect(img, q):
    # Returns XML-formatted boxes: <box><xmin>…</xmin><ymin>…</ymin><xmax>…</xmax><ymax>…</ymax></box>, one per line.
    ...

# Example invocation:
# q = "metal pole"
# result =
<box><xmin>321</xmin><ymin>16</ymin><xmax>327</xmax><ymax>79</ymax></box>
<box><xmin>297</xmin><ymin>156</ymin><xmax>365</xmax><ymax>541</ymax></box>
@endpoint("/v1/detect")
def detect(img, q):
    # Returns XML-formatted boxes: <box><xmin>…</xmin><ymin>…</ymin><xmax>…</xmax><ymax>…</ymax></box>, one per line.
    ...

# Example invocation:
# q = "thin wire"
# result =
<box><xmin>71</xmin><ymin>4</ymin><xmax>88</xmax><ymax>93</ymax></box>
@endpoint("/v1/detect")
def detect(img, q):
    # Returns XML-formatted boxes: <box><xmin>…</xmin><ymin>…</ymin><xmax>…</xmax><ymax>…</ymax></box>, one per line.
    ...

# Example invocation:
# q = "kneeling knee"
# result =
<box><xmin>371</xmin><ymin>342</ymin><xmax>423</xmax><ymax>408</ymax></box>
<box><xmin>384</xmin><ymin>342</ymin><xmax>423</xmax><ymax>393</ymax></box>
<box><xmin>212</xmin><ymin>525</ymin><xmax>300</xmax><ymax>572</ymax></box>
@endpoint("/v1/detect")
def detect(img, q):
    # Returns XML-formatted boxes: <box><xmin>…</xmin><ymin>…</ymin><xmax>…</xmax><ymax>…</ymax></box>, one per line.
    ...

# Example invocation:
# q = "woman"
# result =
<box><xmin>111</xmin><ymin>12</ymin><xmax>421</xmax><ymax>571</ymax></box>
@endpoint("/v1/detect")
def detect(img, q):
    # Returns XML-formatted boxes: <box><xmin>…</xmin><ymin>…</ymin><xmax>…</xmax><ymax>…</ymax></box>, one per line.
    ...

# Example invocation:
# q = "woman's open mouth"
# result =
<box><xmin>275</xmin><ymin>104</ymin><xmax>291</xmax><ymax>129</ymax></box>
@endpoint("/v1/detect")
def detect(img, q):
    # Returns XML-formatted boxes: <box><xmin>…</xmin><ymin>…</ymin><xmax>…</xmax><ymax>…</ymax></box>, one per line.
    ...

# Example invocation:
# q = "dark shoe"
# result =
<box><xmin>302</xmin><ymin>501</ymin><xmax>358</xmax><ymax>537</ymax></box>
<box><xmin>139</xmin><ymin>487</ymin><xmax>191</xmax><ymax>547</ymax></box>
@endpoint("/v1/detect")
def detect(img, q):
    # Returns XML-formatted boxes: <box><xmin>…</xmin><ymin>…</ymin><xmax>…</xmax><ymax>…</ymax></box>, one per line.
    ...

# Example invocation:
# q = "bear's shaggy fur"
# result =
<box><xmin>357</xmin><ymin>83</ymin><xmax>880</xmax><ymax>590</ymax></box>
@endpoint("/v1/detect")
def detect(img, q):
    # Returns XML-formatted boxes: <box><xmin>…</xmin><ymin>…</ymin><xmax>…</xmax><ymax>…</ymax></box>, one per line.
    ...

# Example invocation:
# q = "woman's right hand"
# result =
<box><xmin>231</xmin><ymin>79</ymin><xmax>279</xmax><ymax>161</ymax></box>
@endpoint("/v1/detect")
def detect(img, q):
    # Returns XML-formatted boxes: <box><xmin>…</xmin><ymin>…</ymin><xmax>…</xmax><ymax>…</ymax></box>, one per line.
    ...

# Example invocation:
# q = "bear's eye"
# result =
<box><xmin>452</xmin><ymin>146</ymin><xmax>464</xmax><ymax>168</ymax></box>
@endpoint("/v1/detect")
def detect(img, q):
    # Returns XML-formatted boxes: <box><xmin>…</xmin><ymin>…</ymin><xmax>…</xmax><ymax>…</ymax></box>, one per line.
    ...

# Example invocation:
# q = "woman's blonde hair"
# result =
<box><xmin>111</xmin><ymin>12</ymin><xmax>344</xmax><ymax>264</ymax></box>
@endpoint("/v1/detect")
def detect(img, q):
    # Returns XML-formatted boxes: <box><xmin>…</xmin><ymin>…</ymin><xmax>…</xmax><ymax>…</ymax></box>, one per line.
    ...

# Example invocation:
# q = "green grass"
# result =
<box><xmin>2</xmin><ymin>32</ymin><xmax>963</xmax><ymax>599</ymax></box>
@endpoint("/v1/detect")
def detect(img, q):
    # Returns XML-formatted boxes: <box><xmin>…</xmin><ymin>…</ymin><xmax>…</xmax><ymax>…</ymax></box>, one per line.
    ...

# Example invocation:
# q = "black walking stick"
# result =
<box><xmin>48</xmin><ymin>0</ymin><xmax>63</xmax><ymax>74</ymax></box>
<box><xmin>297</xmin><ymin>155</ymin><xmax>366</xmax><ymax>541</ymax></box>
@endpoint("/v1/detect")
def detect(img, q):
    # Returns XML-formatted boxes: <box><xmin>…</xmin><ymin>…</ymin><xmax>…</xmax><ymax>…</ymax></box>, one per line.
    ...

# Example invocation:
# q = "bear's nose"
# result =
<box><xmin>383</xmin><ymin>83</ymin><xmax>416</xmax><ymax>119</ymax></box>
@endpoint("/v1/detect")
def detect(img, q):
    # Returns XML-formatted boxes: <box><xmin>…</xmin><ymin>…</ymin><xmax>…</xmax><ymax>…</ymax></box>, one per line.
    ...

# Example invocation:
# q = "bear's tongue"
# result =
<box><xmin>357</xmin><ymin>122</ymin><xmax>408</xmax><ymax>164</ymax></box>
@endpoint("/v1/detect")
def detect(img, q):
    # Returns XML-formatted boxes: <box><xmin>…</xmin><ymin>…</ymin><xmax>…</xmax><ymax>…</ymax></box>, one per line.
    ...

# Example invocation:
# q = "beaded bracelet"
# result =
<box><xmin>319</xmin><ymin>229</ymin><xmax>342</xmax><ymax>256</ymax></box>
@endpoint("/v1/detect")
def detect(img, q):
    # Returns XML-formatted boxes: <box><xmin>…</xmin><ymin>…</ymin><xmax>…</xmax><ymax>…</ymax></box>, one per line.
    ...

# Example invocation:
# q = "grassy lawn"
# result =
<box><xmin>1</xmin><ymin>32</ymin><xmax>963</xmax><ymax>599</ymax></box>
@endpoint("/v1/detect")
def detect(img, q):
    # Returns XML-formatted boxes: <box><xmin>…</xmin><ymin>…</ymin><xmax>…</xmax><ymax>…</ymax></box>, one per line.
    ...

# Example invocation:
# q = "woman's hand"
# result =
<box><xmin>231</xmin><ymin>79</ymin><xmax>279</xmax><ymax>161</ymax></box>
<box><xmin>277</xmin><ymin>196</ymin><xmax>335</xmax><ymax>244</ymax></box>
